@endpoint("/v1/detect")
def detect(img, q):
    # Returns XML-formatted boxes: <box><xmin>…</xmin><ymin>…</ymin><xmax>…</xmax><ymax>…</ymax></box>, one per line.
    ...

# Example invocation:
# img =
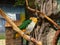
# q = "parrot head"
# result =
<box><xmin>30</xmin><ymin>17</ymin><xmax>38</xmax><ymax>24</ymax></box>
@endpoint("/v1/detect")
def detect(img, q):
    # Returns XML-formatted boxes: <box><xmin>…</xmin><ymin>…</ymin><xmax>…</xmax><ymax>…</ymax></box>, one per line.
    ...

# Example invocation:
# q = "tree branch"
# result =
<box><xmin>25</xmin><ymin>0</ymin><xmax>60</xmax><ymax>29</ymax></box>
<box><xmin>52</xmin><ymin>30</ymin><xmax>60</xmax><ymax>45</ymax></box>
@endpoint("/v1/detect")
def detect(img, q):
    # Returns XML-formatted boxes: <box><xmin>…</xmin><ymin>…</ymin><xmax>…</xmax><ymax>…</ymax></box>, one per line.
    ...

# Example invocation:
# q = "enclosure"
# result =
<box><xmin>0</xmin><ymin>0</ymin><xmax>60</xmax><ymax>45</ymax></box>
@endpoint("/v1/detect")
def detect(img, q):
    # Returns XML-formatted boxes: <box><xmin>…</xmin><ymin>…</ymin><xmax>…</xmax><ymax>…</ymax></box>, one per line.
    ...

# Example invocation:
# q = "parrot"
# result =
<box><xmin>15</xmin><ymin>17</ymin><xmax>38</xmax><ymax>38</ymax></box>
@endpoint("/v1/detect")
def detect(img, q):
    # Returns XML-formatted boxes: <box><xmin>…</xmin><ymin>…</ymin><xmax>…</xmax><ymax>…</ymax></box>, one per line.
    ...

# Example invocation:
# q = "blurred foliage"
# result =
<box><xmin>14</xmin><ymin>0</ymin><xmax>25</xmax><ymax>6</ymax></box>
<box><xmin>28</xmin><ymin>0</ymin><xmax>35</xmax><ymax>7</ymax></box>
<box><xmin>14</xmin><ymin>0</ymin><xmax>35</xmax><ymax>7</ymax></box>
<box><xmin>0</xmin><ymin>33</ymin><xmax>5</xmax><ymax>39</ymax></box>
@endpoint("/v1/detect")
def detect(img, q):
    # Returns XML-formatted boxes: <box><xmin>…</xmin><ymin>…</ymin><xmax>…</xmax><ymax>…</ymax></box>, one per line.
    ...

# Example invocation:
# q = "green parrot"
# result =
<box><xmin>15</xmin><ymin>17</ymin><xmax>38</xmax><ymax>38</ymax></box>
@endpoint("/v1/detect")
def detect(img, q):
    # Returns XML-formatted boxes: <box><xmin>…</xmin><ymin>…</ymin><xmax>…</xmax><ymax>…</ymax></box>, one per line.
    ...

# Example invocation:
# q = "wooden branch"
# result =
<box><xmin>25</xmin><ymin>0</ymin><xmax>60</xmax><ymax>29</ymax></box>
<box><xmin>52</xmin><ymin>30</ymin><xmax>60</xmax><ymax>45</ymax></box>
<box><xmin>26</xmin><ymin>0</ymin><xmax>28</xmax><ymax>7</ymax></box>
<box><xmin>0</xmin><ymin>9</ymin><xmax>42</xmax><ymax>45</ymax></box>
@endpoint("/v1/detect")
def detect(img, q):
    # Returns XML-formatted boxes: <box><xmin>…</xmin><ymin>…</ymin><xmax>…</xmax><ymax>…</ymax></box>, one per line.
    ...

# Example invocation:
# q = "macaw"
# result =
<box><xmin>15</xmin><ymin>17</ymin><xmax>38</xmax><ymax>38</ymax></box>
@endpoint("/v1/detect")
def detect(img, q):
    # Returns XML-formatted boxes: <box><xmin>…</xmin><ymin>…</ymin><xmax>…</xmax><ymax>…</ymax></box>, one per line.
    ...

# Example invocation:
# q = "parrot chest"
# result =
<box><xmin>25</xmin><ymin>21</ymin><xmax>36</xmax><ymax>34</ymax></box>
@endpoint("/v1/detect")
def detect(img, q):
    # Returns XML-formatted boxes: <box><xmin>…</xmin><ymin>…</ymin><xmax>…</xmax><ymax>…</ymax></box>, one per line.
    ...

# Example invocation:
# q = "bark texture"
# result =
<box><xmin>28</xmin><ymin>0</ymin><xmax>58</xmax><ymax>45</ymax></box>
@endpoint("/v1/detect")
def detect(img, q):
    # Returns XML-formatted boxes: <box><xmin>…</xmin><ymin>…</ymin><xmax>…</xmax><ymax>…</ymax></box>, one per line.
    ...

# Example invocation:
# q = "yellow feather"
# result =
<box><xmin>15</xmin><ymin>33</ymin><xmax>20</xmax><ymax>38</ymax></box>
<box><xmin>30</xmin><ymin>17</ymin><xmax>38</xmax><ymax>24</ymax></box>
<box><xmin>15</xmin><ymin>29</ymin><xmax>26</xmax><ymax>38</ymax></box>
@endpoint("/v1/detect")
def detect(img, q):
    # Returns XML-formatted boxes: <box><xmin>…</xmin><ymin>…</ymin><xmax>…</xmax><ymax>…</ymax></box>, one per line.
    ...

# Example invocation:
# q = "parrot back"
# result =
<box><xmin>18</xmin><ymin>20</ymin><xmax>32</xmax><ymax>30</ymax></box>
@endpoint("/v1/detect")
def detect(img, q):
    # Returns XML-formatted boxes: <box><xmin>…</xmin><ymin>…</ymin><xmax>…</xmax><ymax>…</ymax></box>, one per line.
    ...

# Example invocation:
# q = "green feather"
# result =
<box><xmin>18</xmin><ymin>19</ymin><xmax>32</xmax><ymax>30</ymax></box>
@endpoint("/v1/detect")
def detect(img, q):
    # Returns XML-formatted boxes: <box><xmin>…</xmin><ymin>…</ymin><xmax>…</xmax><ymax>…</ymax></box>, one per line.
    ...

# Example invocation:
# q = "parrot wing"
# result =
<box><xmin>18</xmin><ymin>19</ymin><xmax>32</xmax><ymax>30</ymax></box>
